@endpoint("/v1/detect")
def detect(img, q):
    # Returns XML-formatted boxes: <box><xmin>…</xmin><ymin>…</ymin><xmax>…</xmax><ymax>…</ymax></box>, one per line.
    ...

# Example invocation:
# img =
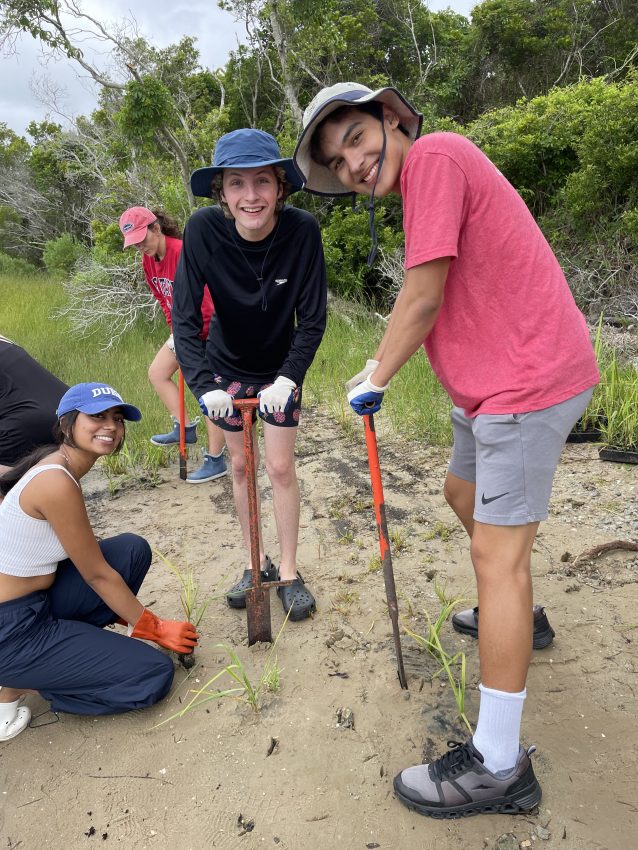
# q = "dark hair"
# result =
<box><xmin>309</xmin><ymin>101</ymin><xmax>408</xmax><ymax>166</ymax></box>
<box><xmin>210</xmin><ymin>166</ymin><xmax>290</xmax><ymax>218</ymax></box>
<box><xmin>0</xmin><ymin>409</ymin><xmax>125</xmax><ymax>495</ymax></box>
<box><xmin>151</xmin><ymin>209</ymin><xmax>182</xmax><ymax>239</ymax></box>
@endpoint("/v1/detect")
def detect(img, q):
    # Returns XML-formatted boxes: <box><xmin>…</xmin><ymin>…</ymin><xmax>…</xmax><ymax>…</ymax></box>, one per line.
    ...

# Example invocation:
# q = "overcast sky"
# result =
<box><xmin>1</xmin><ymin>0</ymin><xmax>477</xmax><ymax>138</ymax></box>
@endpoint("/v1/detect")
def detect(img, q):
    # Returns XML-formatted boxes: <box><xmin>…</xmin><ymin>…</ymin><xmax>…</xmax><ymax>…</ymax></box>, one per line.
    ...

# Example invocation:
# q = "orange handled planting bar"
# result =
<box><xmin>233</xmin><ymin>398</ymin><xmax>294</xmax><ymax>645</ymax></box>
<box><xmin>178</xmin><ymin>369</ymin><xmax>187</xmax><ymax>481</ymax></box>
<box><xmin>363</xmin><ymin>413</ymin><xmax>408</xmax><ymax>689</ymax></box>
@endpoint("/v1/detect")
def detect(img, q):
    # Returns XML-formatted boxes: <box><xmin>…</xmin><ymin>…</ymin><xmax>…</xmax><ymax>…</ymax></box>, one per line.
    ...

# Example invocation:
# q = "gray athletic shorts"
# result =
<box><xmin>448</xmin><ymin>387</ymin><xmax>594</xmax><ymax>526</ymax></box>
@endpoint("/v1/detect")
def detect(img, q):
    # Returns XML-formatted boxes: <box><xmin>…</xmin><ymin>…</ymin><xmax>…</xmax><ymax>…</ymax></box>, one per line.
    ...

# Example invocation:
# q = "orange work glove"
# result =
<box><xmin>130</xmin><ymin>608</ymin><xmax>198</xmax><ymax>654</ymax></box>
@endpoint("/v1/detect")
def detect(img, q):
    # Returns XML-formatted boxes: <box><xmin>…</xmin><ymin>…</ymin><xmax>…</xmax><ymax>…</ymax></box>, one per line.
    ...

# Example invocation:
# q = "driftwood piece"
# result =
<box><xmin>573</xmin><ymin>540</ymin><xmax>638</xmax><ymax>566</ymax></box>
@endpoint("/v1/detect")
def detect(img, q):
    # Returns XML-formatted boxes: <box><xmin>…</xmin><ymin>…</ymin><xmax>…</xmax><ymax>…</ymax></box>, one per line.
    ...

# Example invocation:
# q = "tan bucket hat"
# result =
<box><xmin>293</xmin><ymin>82</ymin><xmax>423</xmax><ymax>196</ymax></box>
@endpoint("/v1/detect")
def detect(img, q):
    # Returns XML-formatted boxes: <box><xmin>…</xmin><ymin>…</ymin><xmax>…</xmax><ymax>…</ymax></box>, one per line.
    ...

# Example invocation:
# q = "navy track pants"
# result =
<box><xmin>0</xmin><ymin>533</ymin><xmax>174</xmax><ymax>715</ymax></box>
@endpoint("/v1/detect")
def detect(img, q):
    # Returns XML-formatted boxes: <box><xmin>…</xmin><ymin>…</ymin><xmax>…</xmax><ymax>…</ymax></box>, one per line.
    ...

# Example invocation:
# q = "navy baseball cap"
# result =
<box><xmin>57</xmin><ymin>382</ymin><xmax>142</xmax><ymax>421</ymax></box>
<box><xmin>190</xmin><ymin>128</ymin><xmax>304</xmax><ymax>198</ymax></box>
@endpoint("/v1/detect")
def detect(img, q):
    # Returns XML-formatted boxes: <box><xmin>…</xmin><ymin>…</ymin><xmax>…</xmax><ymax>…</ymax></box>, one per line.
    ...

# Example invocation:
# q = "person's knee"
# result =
<box><xmin>265</xmin><ymin>453</ymin><xmax>295</xmax><ymax>487</ymax></box>
<box><xmin>148</xmin><ymin>362</ymin><xmax>159</xmax><ymax>385</ymax></box>
<box><xmin>113</xmin><ymin>533</ymin><xmax>151</xmax><ymax>565</ymax></box>
<box><xmin>230</xmin><ymin>451</ymin><xmax>248</xmax><ymax>480</ymax></box>
<box><xmin>443</xmin><ymin>477</ymin><xmax>459</xmax><ymax>510</ymax></box>
<box><xmin>470</xmin><ymin>530</ymin><xmax>532</xmax><ymax>584</ymax></box>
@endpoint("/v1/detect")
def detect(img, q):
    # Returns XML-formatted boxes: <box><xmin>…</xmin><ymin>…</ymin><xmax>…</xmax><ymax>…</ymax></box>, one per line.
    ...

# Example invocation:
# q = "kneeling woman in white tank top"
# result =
<box><xmin>0</xmin><ymin>382</ymin><xmax>198</xmax><ymax>742</ymax></box>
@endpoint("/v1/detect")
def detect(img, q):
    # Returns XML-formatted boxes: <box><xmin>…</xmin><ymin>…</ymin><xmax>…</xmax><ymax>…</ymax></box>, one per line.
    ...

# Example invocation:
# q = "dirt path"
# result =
<box><xmin>1</xmin><ymin>407</ymin><xmax>637</xmax><ymax>850</ymax></box>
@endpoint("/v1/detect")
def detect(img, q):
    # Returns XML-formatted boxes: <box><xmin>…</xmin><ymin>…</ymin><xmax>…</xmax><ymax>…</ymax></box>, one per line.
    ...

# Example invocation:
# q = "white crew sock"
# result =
<box><xmin>472</xmin><ymin>683</ymin><xmax>526</xmax><ymax>774</ymax></box>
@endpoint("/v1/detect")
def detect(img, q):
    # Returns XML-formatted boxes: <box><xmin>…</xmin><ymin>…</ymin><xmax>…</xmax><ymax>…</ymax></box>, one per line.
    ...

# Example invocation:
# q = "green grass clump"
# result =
<box><xmin>156</xmin><ymin>617</ymin><xmax>288</xmax><ymax>723</ymax></box>
<box><xmin>305</xmin><ymin>310</ymin><xmax>452</xmax><ymax>446</ymax></box>
<box><xmin>403</xmin><ymin>582</ymin><xmax>471</xmax><ymax>733</ymax></box>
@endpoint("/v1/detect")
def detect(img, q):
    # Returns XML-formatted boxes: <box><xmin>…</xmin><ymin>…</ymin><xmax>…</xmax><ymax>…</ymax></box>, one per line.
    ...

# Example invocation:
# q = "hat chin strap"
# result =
<box><xmin>351</xmin><ymin>104</ymin><xmax>387</xmax><ymax>268</ymax></box>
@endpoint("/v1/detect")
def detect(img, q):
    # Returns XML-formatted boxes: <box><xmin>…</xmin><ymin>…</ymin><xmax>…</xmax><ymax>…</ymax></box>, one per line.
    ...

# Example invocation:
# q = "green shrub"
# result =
<box><xmin>321</xmin><ymin>203</ymin><xmax>403</xmax><ymax>302</ymax></box>
<box><xmin>42</xmin><ymin>233</ymin><xmax>87</xmax><ymax>277</ymax></box>
<box><xmin>0</xmin><ymin>251</ymin><xmax>40</xmax><ymax>277</ymax></box>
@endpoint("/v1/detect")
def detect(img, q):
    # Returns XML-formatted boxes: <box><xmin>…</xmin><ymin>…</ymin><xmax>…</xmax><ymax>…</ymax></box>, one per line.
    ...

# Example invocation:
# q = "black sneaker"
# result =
<box><xmin>452</xmin><ymin>604</ymin><xmax>555</xmax><ymax>650</ymax></box>
<box><xmin>226</xmin><ymin>556</ymin><xmax>278</xmax><ymax>609</ymax></box>
<box><xmin>393</xmin><ymin>740</ymin><xmax>542</xmax><ymax>819</ymax></box>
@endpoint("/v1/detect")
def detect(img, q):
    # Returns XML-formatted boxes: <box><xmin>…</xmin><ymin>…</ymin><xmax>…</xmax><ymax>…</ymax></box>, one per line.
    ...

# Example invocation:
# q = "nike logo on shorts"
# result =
<box><xmin>481</xmin><ymin>491</ymin><xmax>509</xmax><ymax>505</ymax></box>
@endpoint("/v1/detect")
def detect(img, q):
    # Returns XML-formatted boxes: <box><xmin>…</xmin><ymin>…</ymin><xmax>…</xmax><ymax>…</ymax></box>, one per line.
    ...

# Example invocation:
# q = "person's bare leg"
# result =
<box><xmin>0</xmin><ymin>687</ymin><xmax>38</xmax><ymax>701</ymax></box>
<box><xmin>205</xmin><ymin>417</ymin><xmax>226</xmax><ymax>456</ymax></box>
<box><xmin>147</xmin><ymin>345</ymin><xmax>180</xmax><ymax>418</ymax></box>
<box><xmin>443</xmin><ymin>471</ymin><xmax>475</xmax><ymax>537</ymax></box>
<box><xmin>263</xmin><ymin>424</ymin><xmax>299</xmax><ymax>581</ymax></box>
<box><xmin>224</xmin><ymin>427</ymin><xmax>265</xmax><ymax>570</ymax></box>
<box><xmin>471</xmin><ymin>521</ymin><xmax>537</xmax><ymax>691</ymax></box>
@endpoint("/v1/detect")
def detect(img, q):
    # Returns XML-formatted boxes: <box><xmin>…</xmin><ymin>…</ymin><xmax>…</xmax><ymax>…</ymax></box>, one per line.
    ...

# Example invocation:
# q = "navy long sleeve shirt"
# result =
<box><xmin>172</xmin><ymin>205</ymin><xmax>327</xmax><ymax>399</ymax></box>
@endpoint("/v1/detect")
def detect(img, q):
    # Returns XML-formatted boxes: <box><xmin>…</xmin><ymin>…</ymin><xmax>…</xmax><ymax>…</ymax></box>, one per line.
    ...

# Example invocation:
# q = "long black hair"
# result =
<box><xmin>0</xmin><ymin>408</ymin><xmax>124</xmax><ymax>496</ymax></box>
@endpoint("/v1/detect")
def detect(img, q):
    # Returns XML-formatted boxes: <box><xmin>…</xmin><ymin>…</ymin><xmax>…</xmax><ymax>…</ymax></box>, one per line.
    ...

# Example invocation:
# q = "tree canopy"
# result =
<box><xmin>0</xmin><ymin>0</ymin><xmax>636</xmax><ymax>313</ymax></box>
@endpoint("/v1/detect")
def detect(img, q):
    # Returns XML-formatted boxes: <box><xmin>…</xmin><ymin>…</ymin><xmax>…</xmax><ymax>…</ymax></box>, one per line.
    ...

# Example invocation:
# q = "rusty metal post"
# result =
<box><xmin>235</xmin><ymin>398</ymin><xmax>272</xmax><ymax>644</ymax></box>
<box><xmin>363</xmin><ymin>413</ymin><xmax>408</xmax><ymax>689</ymax></box>
<box><xmin>178</xmin><ymin>369</ymin><xmax>187</xmax><ymax>481</ymax></box>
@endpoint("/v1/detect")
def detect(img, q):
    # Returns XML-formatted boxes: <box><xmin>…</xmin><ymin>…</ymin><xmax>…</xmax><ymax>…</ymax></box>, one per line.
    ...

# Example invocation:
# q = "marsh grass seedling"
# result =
<box><xmin>155</xmin><ymin>549</ymin><xmax>222</xmax><ymax>669</ymax></box>
<box><xmin>154</xmin><ymin>549</ymin><xmax>217</xmax><ymax>628</ymax></box>
<box><xmin>338</xmin><ymin>530</ymin><xmax>355</xmax><ymax>545</ymax></box>
<box><xmin>101</xmin><ymin>442</ymin><xmax>165</xmax><ymax>497</ymax></box>
<box><xmin>331</xmin><ymin>588</ymin><xmax>359</xmax><ymax>615</ymax></box>
<box><xmin>403</xmin><ymin>582</ymin><xmax>472</xmax><ymax>733</ymax></box>
<box><xmin>390</xmin><ymin>528</ymin><xmax>407</xmax><ymax>553</ymax></box>
<box><xmin>156</xmin><ymin>615</ymin><xmax>288</xmax><ymax>724</ymax></box>
<box><xmin>422</xmin><ymin>521</ymin><xmax>454</xmax><ymax>542</ymax></box>
<box><xmin>367</xmin><ymin>554</ymin><xmax>382</xmax><ymax>573</ymax></box>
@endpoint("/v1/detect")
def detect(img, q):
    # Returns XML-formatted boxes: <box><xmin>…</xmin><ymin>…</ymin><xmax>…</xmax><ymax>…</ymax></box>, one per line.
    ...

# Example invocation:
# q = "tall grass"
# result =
<box><xmin>0</xmin><ymin>275</ymin><xmax>202</xmax><ymax>448</ymax></box>
<box><xmin>305</xmin><ymin>309</ymin><xmax>452</xmax><ymax>446</ymax></box>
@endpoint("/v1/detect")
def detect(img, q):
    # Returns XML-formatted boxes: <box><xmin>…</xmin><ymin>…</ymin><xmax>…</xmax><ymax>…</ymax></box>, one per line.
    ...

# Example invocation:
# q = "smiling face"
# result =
<box><xmin>313</xmin><ymin>105</ymin><xmax>412</xmax><ymax>197</ymax></box>
<box><xmin>72</xmin><ymin>408</ymin><xmax>126</xmax><ymax>457</ymax></box>
<box><xmin>132</xmin><ymin>222</ymin><xmax>165</xmax><ymax>259</ymax></box>
<box><xmin>220</xmin><ymin>166</ymin><xmax>283</xmax><ymax>241</ymax></box>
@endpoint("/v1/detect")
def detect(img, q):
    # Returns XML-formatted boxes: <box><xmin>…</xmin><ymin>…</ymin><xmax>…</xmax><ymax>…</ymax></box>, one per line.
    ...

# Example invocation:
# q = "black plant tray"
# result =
<box><xmin>566</xmin><ymin>428</ymin><xmax>602</xmax><ymax>443</ymax></box>
<box><xmin>599</xmin><ymin>447</ymin><xmax>638</xmax><ymax>464</ymax></box>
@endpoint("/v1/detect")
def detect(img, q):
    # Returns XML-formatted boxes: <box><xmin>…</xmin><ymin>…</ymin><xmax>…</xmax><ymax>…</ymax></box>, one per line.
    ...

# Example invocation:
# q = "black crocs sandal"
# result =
<box><xmin>226</xmin><ymin>556</ymin><xmax>278</xmax><ymax>609</ymax></box>
<box><xmin>277</xmin><ymin>571</ymin><xmax>316</xmax><ymax>621</ymax></box>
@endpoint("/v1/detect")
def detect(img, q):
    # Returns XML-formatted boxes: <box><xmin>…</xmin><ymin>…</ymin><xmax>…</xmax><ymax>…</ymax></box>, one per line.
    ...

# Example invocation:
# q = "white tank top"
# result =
<box><xmin>0</xmin><ymin>464</ymin><xmax>79</xmax><ymax>577</ymax></box>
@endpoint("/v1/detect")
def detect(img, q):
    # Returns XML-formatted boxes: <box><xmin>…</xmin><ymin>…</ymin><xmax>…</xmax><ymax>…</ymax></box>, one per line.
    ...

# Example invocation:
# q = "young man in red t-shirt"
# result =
<box><xmin>294</xmin><ymin>83</ymin><xmax>599</xmax><ymax>819</ymax></box>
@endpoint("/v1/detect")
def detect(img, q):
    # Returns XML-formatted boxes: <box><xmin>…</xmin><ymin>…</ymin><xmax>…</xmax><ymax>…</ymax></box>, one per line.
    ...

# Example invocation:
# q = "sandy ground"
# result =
<box><xmin>1</xmin><ymin>406</ymin><xmax>637</xmax><ymax>850</ymax></box>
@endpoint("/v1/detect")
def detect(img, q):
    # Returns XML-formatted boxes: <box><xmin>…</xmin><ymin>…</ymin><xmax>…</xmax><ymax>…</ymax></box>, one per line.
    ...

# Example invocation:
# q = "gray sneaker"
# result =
<box><xmin>393</xmin><ymin>740</ymin><xmax>542</xmax><ymax>819</ymax></box>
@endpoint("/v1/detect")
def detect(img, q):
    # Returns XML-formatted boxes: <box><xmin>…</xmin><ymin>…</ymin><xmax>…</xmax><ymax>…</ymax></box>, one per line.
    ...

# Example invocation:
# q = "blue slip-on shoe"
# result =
<box><xmin>186</xmin><ymin>450</ymin><xmax>228</xmax><ymax>484</ymax></box>
<box><xmin>150</xmin><ymin>416</ymin><xmax>199</xmax><ymax>446</ymax></box>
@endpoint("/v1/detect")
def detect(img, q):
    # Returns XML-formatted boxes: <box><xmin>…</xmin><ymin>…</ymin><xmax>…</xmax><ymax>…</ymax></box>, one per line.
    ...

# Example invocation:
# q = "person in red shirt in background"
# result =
<box><xmin>119</xmin><ymin>207</ymin><xmax>226</xmax><ymax>483</ymax></box>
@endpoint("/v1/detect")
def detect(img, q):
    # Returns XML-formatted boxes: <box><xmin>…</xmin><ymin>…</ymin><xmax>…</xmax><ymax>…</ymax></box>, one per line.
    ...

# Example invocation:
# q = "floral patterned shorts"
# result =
<box><xmin>212</xmin><ymin>375</ymin><xmax>302</xmax><ymax>432</ymax></box>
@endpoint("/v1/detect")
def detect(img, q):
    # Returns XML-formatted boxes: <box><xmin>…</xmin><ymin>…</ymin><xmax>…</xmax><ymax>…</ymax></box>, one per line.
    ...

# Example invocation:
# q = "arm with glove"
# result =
<box><xmin>258</xmin><ymin>376</ymin><xmax>296</xmax><ymax>414</ymax></box>
<box><xmin>346</xmin><ymin>259</ymin><xmax>449</xmax><ymax>415</ymax></box>
<box><xmin>44</xmin><ymin>483</ymin><xmax>199</xmax><ymax>655</ymax></box>
<box><xmin>129</xmin><ymin>609</ymin><xmax>197</xmax><ymax>654</ymax></box>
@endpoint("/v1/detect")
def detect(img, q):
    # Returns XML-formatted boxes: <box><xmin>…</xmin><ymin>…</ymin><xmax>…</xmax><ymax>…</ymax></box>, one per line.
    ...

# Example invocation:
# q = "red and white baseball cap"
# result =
<box><xmin>118</xmin><ymin>206</ymin><xmax>156</xmax><ymax>247</ymax></box>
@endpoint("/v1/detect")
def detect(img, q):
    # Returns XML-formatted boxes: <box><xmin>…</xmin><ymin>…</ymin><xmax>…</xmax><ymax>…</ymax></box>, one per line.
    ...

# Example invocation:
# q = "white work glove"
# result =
<box><xmin>258</xmin><ymin>376</ymin><xmax>296</xmax><ymax>414</ymax></box>
<box><xmin>199</xmin><ymin>389</ymin><xmax>234</xmax><ymax>419</ymax></box>
<box><xmin>345</xmin><ymin>359</ymin><xmax>379</xmax><ymax>393</ymax></box>
<box><xmin>165</xmin><ymin>334</ymin><xmax>175</xmax><ymax>353</ymax></box>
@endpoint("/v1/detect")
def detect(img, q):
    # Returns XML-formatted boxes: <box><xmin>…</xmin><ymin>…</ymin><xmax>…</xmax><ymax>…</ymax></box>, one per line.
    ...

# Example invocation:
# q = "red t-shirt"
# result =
<box><xmin>142</xmin><ymin>235</ymin><xmax>214</xmax><ymax>339</ymax></box>
<box><xmin>401</xmin><ymin>132</ymin><xmax>599</xmax><ymax>416</ymax></box>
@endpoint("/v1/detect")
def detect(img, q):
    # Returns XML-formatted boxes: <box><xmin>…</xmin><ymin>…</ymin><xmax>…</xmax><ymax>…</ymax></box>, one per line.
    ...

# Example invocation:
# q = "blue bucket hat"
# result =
<box><xmin>57</xmin><ymin>382</ymin><xmax>142</xmax><ymax>422</ymax></box>
<box><xmin>190</xmin><ymin>129</ymin><xmax>304</xmax><ymax>199</ymax></box>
